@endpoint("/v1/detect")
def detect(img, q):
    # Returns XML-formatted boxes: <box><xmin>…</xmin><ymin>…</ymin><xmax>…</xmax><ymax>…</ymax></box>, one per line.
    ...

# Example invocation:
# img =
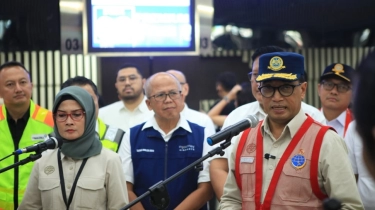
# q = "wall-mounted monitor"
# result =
<box><xmin>83</xmin><ymin>0</ymin><xmax>198</xmax><ymax>56</ymax></box>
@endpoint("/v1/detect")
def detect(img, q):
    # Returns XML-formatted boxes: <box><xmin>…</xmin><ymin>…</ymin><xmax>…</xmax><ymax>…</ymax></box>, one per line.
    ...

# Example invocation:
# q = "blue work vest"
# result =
<box><xmin>130</xmin><ymin>121</ymin><xmax>207</xmax><ymax>210</ymax></box>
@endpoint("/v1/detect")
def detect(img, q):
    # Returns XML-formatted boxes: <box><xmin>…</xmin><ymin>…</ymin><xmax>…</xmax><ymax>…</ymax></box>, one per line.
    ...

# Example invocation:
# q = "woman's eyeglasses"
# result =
<box><xmin>54</xmin><ymin>110</ymin><xmax>85</xmax><ymax>122</ymax></box>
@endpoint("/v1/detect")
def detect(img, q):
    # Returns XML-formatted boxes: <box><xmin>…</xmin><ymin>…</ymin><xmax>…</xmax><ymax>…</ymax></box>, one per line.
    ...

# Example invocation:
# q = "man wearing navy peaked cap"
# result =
<box><xmin>219</xmin><ymin>52</ymin><xmax>363</xmax><ymax>210</ymax></box>
<box><xmin>318</xmin><ymin>63</ymin><xmax>354</xmax><ymax>138</ymax></box>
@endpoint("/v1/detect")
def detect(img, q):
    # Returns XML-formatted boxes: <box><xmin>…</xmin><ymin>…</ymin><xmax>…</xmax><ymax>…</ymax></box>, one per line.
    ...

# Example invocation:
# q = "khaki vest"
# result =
<box><xmin>236</xmin><ymin>117</ymin><xmax>330</xmax><ymax>210</ymax></box>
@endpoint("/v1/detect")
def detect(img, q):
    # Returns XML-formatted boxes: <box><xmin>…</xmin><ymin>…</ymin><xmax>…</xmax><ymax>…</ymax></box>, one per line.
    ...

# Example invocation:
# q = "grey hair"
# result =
<box><xmin>144</xmin><ymin>72</ymin><xmax>182</xmax><ymax>97</ymax></box>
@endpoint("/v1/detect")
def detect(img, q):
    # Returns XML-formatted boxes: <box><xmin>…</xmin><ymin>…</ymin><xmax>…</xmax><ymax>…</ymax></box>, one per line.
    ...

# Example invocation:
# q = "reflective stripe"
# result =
<box><xmin>0</xmin><ymin>106</ymin><xmax>4</xmax><ymax>121</ymax></box>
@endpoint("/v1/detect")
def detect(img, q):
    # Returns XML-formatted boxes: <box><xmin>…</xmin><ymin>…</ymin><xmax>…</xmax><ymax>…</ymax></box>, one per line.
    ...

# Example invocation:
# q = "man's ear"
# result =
<box><xmin>184</xmin><ymin>83</ymin><xmax>189</xmax><ymax>97</ymax></box>
<box><xmin>300</xmin><ymin>82</ymin><xmax>307</xmax><ymax>100</ymax></box>
<box><xmin>145</xmin><ymin>99</ymin><xmax>152</xmax><ymax>111</ymax></box>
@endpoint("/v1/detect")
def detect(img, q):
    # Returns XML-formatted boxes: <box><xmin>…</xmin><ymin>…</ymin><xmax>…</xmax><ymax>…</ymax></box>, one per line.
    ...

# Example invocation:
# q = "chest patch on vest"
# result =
<box><xmin>179</xmin><ymin>145</ymin><xmax>195</xmax><ymax>151</ymax></box>
<box><xmin>32</xmin><ymin>134</ymin><xmax>49</xmax><ymax>141</ymax></box>
<box><xmin>241</xmin><ymin>157</ymin><xmax>254</xmax><ymax>163</ymax></box>
<box><xmin>136</xmin><ymin>149</ymin><xmax>155</xmax><ymax>152</ymax></box>
<box><xmin>291</xmin><ymin>150</ymin><xmax>307</xmax><ymax>170</ymax></box>
<box><xmin>246</xmin><ymin>143</ymin><xmax>256</xmax><ymax>153</ymax></box>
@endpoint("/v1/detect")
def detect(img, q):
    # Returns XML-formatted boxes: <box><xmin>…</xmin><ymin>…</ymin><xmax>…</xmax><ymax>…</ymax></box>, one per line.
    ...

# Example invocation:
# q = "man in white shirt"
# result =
<box><xmin>344</xmin><ymin>121</ymin><xmax>375</xmax><ymax>210</ymax></box>
<box><xmin>99</xmin><ymin>63</ymin><xmax>154</xmax><ymax>131</ymax></box>
<box><xmin>318</xmin><ymin>63</ymin><xmax>354</xmax><ymax>138</ymax></box>
<box><xmin>166</xmin><ymin>70</ymin><xmax>216</xmax><ymax>136</ymax></box>
<box><xmin>209</xmin><ymin>46</ymin><xmax>326</xmax><ymax>200</ymax></box>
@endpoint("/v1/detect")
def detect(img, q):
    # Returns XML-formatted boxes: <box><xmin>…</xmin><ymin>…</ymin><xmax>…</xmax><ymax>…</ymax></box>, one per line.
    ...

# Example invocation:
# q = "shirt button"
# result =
<box><xmin>269</xmin><ymin>165</ymin><xmax>274</xmax><ymax>170</ymax></box>
<box><xmin>70</xmin><ymin>166</ymin><xmax>73</xmax><ymax>170</ymax></box>
<box><xmin>273</xmin><ymin>144</ymin><xmax>278</xmax><ymax>148</ymax></box>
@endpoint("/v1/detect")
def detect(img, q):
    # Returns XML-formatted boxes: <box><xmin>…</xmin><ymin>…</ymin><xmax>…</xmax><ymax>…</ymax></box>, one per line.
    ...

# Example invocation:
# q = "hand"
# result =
<box><xmin>227</xmin><ymin>84</ymin><xmax>242</xmax><ymax>101</ymax></box>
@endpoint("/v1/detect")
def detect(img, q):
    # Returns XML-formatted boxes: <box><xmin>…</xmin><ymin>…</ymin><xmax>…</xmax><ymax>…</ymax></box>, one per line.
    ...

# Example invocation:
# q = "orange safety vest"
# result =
<box><xmin>235</xmin><ymin>116</ymin><xmax>332</xmax><ymax>210</ymax></box>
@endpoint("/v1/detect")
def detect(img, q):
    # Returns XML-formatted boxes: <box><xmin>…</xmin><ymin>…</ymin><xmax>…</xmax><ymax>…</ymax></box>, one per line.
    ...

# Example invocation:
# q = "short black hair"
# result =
<box><xmin>61</xmin><ymin>76</ymin><xmax>99</xmax><ymax>97</ymax></box>
<box><xmin>216</xmin><ymin>71</ymin><xmax>237</xmax><ymax>92</ymax></box>
<box><xmin>236</xmin><ymin>82</ymin><xmax>256</xmax><ymax>107</ymax></box>
<box><xmin>251</xmin><ymin>46</ymin><xmax>285</xmax><ymax>65</ymax></box>
<box><xmin>353</xmin><ymin>50</ymin><xmax>375</xmax><ymax>162</ymax></box>
<box><xmin>117</xmin><ymin>63</ymin><xmax>144</xmax><ymax>78</ymax></box>
<box><xmin>0</xmin><ymin>61</ymin><xmax>31</xmax><ymax>80</ymax></box>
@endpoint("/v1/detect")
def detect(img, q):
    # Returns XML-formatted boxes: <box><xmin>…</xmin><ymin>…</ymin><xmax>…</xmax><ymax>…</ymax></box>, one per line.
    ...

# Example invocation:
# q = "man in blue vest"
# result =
<box><xmin>118</xmin><ymin>72</ymin><xmax>213</xmax><ymax>210</ymax></box>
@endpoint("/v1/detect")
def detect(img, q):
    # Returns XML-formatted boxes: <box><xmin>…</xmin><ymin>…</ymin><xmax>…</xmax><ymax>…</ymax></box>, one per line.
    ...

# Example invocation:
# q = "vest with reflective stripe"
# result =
<box><xmin>97</xmin><ymin>118</ymin><xmax>124</xmax><ymax>152</ymax></box>
<box><xmin>236</xmin><ymin>120</ymin><xmax>329</xmax><ymax>210</ymax></box>
<box><xmin>0</xmin><ymin>101</ymin><xmax>54</xmax><ymax>210</ymax></box>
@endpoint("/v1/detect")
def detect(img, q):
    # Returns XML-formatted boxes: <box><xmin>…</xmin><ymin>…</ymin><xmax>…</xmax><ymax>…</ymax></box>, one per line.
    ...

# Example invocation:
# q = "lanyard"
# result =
<box><xmin>343</xmin><ymin>109</ymin><xmax>352</xmax><ymax>137</ymax></box>
<box><xmin>57</xmin><ymin>150</ymin><xmax>88</xmax><ymax>210</ymax></box>
<box><xmin>255</xmin><ymin>117</ymin><xmax>314</xmax><ymax>210</ymax></box>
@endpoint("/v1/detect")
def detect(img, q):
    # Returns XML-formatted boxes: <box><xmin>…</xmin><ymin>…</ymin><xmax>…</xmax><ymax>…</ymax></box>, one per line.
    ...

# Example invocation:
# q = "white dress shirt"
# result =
<box><xmin>118</xmin><ymin>114</ymin><xmax>213</xmax><ymax>184</ymax></box>
<box><xmin>181</xmin><ymin>103</ymin><xmax>216</xmax><ymax>137</ymax></box>
<box><xmin>323</xmin><ymin>109</ymin><xmax>347</xmax><ymax>138</ymax></box>
<box><xmin>212</xmin><ymin>101</ymin><xmax>326</xmax><ymax>160</ymax></box>
<box><xmin>344</xmin><ymin>121</ymin><xmax>375</xmax><ymax>209</ymax></box>
<box><xmin>98</xmin><ymin>96</ymin><xmax>154</xmax><ymax>132</ymax></box>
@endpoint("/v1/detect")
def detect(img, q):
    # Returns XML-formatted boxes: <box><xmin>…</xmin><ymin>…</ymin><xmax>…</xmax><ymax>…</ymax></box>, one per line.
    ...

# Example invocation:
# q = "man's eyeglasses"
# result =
<box><xmin>54</xmin><ymin>110</ymin><xmax>85</xmax><ymax>122</ymax></box>
<box><xmin>258</xmin><ymin>83</ymin><xmax>302</xmax><ymax>98</ymax></box>
<box><xmin>149</xmin><ymin>90</ymin><xmax>182</xmax><ymax>102</ymax></box>
<box><xmin>321</xmin><ymin>81</ymin><xmax>351</xmax><ymax>93</ymax></box>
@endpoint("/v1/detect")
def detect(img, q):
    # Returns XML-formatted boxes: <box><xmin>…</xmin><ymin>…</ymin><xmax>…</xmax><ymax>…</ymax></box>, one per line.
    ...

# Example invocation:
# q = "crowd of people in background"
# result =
<box><xmin>0</xmin><ymin>45</ymin><xmax>375</xmax><ymax>210</ymax></box>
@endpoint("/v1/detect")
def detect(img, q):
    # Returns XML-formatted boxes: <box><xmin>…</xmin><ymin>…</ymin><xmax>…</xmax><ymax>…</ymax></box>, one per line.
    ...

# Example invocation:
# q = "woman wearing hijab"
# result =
<box><xmin>19</xmin><ymin>86</ymin><xmax>129</xmax><ymax>210</ymax></box>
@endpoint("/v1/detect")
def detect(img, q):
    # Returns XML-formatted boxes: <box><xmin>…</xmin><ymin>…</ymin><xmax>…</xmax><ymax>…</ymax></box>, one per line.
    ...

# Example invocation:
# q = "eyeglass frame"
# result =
<box><xmin>320</xmin><ymin>80</ymin><xmax>351</xmax><ymax>93</ymax></box>
<box><xmin>54</xmin><ymin>109</ymin><xmax>86</xmax><ymax>122</ymax></box>
<box><xmin>258</xmin><ymin>83</ymin><xmax>302</xmax><ymax>98</ymax></box>
<box><xmin>148</xmin><ymin>90</ymin><xmax>182</xmax><ymax>102</ymax></box>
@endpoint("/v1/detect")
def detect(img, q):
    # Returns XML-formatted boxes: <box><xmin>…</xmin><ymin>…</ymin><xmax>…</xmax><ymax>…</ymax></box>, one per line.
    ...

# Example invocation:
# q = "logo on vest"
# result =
<box><xmin>179</xmin><ymin>145</ymin><xmax>195</xmax><ymax>152</ymax></box>
<box><xmin>246</xmin><ymin>143</ymin><xmax>256</xmax><ymax>153</ymax></box>
<box><xmin>44</xmin><ymin>166</ymin><xmax>55</xmax><ymax>175</ymax></box>
<box><xmin>136</xmin><ymin>149</ymin><xmax>155</xmax><ymax>152</ymax></box>
<box><xmin>291</xmin><ymin>149</ymin><xmax>306</xmax><ymax>170</ymax></box>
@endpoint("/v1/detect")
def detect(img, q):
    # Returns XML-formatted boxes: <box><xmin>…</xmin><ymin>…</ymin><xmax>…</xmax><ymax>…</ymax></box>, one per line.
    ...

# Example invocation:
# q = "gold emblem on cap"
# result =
<box><xmin>44</xmin><ymin>166</ymin><xmax>55</xmax><ymax>175</ymax></box>
<box><xmin>268</xmin><ymin>56</ymin><xmax>286</xmax><ymax>71</ymax></box>
<box><xmin>332</xmin><ymin>64</ymin><xmax>345</xmax><ymax>75</ymax></box>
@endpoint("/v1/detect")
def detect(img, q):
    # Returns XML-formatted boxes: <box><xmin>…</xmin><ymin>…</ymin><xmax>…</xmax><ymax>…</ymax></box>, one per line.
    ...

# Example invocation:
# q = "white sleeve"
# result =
<box><xmin>343</xmin><ymin>122</ymin><xmax>358</xmax><ymax>174</ymax></box>
<box><xmin>198</xmin><ymin>126</ymin><xmax>217</xmax><ymax>183</ymax></box>
<box><xmin>118</xmin><ymin>129</ymin><xmax>135</xmax><ymax>183</ymax></box>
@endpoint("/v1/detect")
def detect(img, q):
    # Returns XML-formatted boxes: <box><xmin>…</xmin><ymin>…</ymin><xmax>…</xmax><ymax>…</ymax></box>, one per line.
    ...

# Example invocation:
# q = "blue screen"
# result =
<box><xmin>89</xmin><ymin>0</ymin><xmax>193</xmax><ymax>50</ymax></box>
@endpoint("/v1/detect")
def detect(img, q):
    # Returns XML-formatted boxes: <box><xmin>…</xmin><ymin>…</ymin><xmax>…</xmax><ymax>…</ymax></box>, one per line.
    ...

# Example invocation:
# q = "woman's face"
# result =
<box><xmin>55</xmin><ymin>99</ymin><xmax>85</xmax><ymax>140</ymax></box>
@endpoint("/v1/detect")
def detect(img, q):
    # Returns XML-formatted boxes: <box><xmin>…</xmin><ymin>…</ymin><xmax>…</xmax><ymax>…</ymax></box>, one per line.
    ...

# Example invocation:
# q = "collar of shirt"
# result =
<box><xmin>321</xmin><ymin>108</ymin><xmax>346</xmax><ymax>126</ymax></box>
<box><xmin>142</xmin><ymin>114</ymin><xmax>192</xmax><ymax>142</ymax></box>
<box><xmin>180</xmin><ymin>103</ymin><xmax>188</xmax><ymax>115</ymax></box>
<box><xmin>118</xmin><ymin>96</ymin><xmax>149</xmax><ymax>113</ymax></box>
<box><xmin>6</xmin><ymin>106</ymin><xmax>30</xmax><ymax>123</ymax></box>
<box><xmin>262</xmin><ymin>108</ymin><xmax>307</xmax><ymax>141</ymax></box>
<box><xmin>253</xmin><ymin>101</ymin><xmax>267</xmax><ymax>120</ymax></box>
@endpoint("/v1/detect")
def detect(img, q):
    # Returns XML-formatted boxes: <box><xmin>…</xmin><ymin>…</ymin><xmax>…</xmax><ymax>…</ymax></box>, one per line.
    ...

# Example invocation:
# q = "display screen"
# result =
<box><xmin>85</xmin><ymin>0</ymin><xmax>196</xmax><ymax>55</ymax></box>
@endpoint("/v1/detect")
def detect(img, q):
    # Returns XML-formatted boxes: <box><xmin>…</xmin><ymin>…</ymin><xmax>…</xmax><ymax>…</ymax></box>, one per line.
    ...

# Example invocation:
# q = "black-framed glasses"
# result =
<box><xmin>54</xmin><ymin>110</ymin><xmax>85</xmax><ymax>122</ymax></box>
<box><xmin>149</xmin><ymin>90</ymin><xmax>182</xmax><ymax>102</ymax></box>
<box><xmin>248</xmin><ymin>72</ymin><xmax>258</xmax><ymax>81</ymax></box>
<box><xmin>258</xmin><ymin>83</ymin><xmax>302</xmax><ymax>98</ymax></box>
<box><xmin>321</xmin><ymin>81</ymin><xmax>351</xmax><ymax>93</ymax></box>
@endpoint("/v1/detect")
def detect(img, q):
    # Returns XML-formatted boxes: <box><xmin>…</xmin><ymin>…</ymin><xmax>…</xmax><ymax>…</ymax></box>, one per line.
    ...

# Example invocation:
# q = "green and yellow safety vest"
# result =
<box><xmin>0</xmin><ymin>100</ymin><xmax>54</xmax><ymax>210</ymax></box>
<box><xmin>97</xmin><ymin>118</ymin><xmax>124</xmax><ymax>152</ymax></box>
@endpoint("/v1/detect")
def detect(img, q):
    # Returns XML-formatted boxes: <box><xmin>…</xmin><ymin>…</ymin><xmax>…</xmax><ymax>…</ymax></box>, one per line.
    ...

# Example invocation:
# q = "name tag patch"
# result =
<box><xmin>31</xmin><ymin>134</ymin><xmax>48</xmax><ymax>141</ymax></box>
<box><xmin>179</xmin><ymin>145</ymin><xmax>195</xmax><ymax>151</ymax></box>
<box><xmin>241</xmin><ymin>157</ymin><xmax>254</xmax><ymax>163</ymax></box>
<box><xmin>136</xmin><ymin>149</ymin><xmax>155</xmax><ymax>152</ymax></box>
